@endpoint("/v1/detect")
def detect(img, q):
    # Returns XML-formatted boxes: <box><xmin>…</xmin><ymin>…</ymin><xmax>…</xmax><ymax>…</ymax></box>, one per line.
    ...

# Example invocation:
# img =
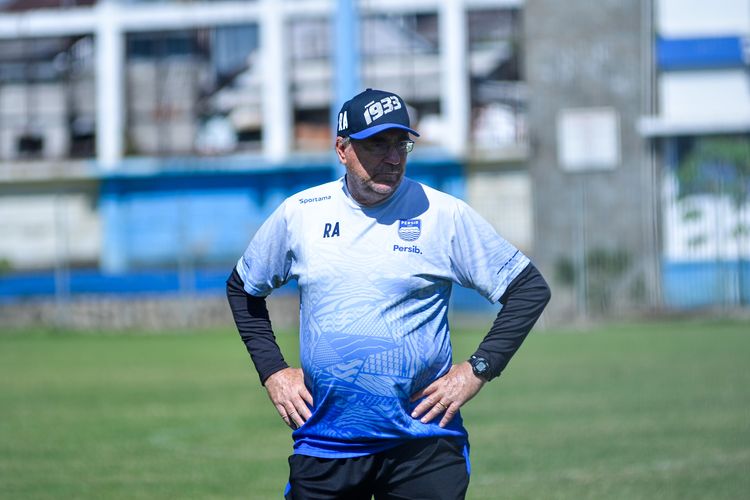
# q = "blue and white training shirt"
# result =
<box><xmin>236</xmin><ymin>176</ymin><xmax>529</xmax><ymax>458</ymax></box>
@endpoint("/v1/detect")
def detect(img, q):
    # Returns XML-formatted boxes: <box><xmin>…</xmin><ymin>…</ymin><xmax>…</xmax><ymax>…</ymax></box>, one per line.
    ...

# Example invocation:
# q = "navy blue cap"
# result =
<box><xmin>336</xmin><ymin>88</ymin><xmax>420</xmax><ymax>139</ymax></box>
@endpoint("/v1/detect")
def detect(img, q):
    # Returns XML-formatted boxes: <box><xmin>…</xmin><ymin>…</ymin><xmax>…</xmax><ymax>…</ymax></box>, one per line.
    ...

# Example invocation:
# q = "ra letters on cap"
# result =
<box><xmin>338</xmin><ymin>111</ymin><xmax>348</xmax><ymax>132</ymax></box>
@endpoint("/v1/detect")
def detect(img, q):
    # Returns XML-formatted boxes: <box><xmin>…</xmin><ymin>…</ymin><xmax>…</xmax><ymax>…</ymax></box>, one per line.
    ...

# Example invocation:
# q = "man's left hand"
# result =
<box><xmin>409</xmin><ymin>361</ymin><xmax>486</xmax><ymax>428</ymax></box>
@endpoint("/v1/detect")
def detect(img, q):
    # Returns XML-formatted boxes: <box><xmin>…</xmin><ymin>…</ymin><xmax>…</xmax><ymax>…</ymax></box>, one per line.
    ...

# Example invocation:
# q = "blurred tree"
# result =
<box><xmin>677</xmin><ymin>135</ymin><xmax>750</xmax><ymax>304</ymax></box>
<box><xmin>677</xmin><ymin>136</ymin><xmax>750</xmax><ymax>206</ymax></box>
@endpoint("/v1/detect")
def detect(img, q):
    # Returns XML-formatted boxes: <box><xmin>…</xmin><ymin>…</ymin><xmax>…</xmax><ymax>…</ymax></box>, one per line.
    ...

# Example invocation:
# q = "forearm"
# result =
<box><xmin>226</xmin><ymin>268</ymin><xmax>289</xmax><ymax>384</ymax></box>
<box><xmin>472</xmin><ymin>263</ymin><xmax>551</xmax><ymax>380</ymax></box>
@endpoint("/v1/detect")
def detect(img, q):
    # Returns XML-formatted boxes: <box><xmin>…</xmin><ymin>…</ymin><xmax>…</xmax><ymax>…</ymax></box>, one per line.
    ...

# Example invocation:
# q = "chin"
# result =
<box><xmin>371</xmin><ymin>182</ymin><xmax>398</xmax><ymax>194</ymax></box>
<box><xmin>376</xmin><ymin>175</ymin><xmax>403</xmax><ymax>189</ymax></box>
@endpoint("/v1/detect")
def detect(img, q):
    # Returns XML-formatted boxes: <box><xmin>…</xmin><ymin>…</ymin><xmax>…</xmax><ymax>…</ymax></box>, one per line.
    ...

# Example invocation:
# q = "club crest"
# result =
<box><xmin>398</xmin><ymin>219</ymin><xmax>421</xmax><ymax>241</ymax></box>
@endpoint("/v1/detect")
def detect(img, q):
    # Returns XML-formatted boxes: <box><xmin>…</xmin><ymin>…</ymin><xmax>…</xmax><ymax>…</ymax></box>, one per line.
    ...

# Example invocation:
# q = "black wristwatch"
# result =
<box><xmin>469</xmin><ymin>355</ymin><xmax>491</xmax><ymax>381</ymax></box>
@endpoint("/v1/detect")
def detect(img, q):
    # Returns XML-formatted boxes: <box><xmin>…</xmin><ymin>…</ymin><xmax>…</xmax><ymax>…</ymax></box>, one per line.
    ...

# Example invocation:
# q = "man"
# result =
<box><xmin>226</xmin><ymin>88</ymin><xmax>550</xmax><ymax>499</ymax></box>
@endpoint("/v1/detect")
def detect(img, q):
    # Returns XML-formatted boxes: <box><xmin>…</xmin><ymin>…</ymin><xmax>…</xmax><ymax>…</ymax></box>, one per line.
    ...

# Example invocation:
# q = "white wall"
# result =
<box><xmin>0</xmin><ymin>193</ymin><xmax>100</xmax><ymax>269</ymax></box>
<box><xmin>659</xmin><ymin>69</ymin><xmax>750</xmax><ymax>122</ymax></box>
<box><xmin>658</xmin><ymin>0</ymin><xmax>750</xmax><ymax>37</ymax></box>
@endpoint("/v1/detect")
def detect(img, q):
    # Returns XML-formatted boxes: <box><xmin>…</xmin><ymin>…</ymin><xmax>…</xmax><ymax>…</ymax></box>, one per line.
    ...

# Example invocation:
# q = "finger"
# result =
<box><xmin>300</xmin><ymin>387</ymin><xmax>314</xmax><ymax>408</ymax></box>
<box><xmin>276</xmin><ymin>402</ymin><xmax>301</xmax><ymax>429</ymax></box>
<box><xmin>410</xmin><ymin>382</ymin><xmax>437</xmax><ymax>403</ymax></box>
<box><xmin>418</xmin><ymin>402</ymin><xmax>447</xmax><ymax>424</ymax></box>
<box><xmin>289</xmin><ymin>399</ymin><xmax>312</xmax><ymax>426</ymax></box>
<box><xmin>297</xmin><ymin>401</ymin><xmax>313</xmax><ymax>421</ymax></box>
<box><xmin>439</xmin><ymin>402</ymin><xmax>460</xmax><ymax>428</ymax></box>
<box><xmin>287</xmin><ymin>407</ymin><xmax>304</xmax><ymax>429</ymax></box>
<box><xmin>410</xmin><ymin>395</ymin><xmax>439</xmax><ymax>418</ymax></box>
<box><xmin>276</xmin><ymin>403</ymin><xmax>294</xmax><ymax>427</ymax></box>
<box><xmin>283</xmin><ymin>385</ymin><xmax>312</xmax><ymax>421</ymax></box>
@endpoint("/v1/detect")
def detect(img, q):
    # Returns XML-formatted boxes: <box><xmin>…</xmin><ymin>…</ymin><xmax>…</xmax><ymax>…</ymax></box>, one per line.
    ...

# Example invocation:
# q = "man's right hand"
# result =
<box><xmin>264</xmin><ymin>367</ymin><xmax>313</xmax><ymax>430</ymax></box>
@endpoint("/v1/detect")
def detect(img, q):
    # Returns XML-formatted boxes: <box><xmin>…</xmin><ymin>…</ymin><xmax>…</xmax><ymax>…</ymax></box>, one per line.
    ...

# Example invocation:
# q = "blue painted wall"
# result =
<box><xmin>662</xmin><ymin>260</ymin><xmax>750</xmax><ymax>308</ymax></box>
<box><xmin>100</xmin><ymin>168</ymin><xmax>332</xmax><ymax>272</ymax></box>
<box><xmin>657</xmin><ymin>36</ymin><xmax>746</xmax><ymax>70</ymax></box>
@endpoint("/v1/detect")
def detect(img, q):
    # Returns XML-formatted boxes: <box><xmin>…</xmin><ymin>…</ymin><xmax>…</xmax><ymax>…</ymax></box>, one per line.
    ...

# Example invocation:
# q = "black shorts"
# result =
<box><xmin>284</xmin><ymin>437</ymin><xmax>470</xmax><ymax>500</ymax></box>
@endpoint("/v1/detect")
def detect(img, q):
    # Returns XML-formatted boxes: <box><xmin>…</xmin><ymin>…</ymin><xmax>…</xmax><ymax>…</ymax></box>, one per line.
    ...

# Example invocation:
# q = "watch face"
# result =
<box><xmin>472</xmin><ymin>356</ymin><xmax>489</xmax><ymax>376</ymax></box>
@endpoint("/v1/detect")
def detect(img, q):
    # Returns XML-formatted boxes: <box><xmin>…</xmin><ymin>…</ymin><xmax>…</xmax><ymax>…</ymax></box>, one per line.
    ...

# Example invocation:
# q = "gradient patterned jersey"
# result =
<box><xmin>236</xmin><ymin>177</ymin><xmax>529</xmax><ymax>458</ymax></box>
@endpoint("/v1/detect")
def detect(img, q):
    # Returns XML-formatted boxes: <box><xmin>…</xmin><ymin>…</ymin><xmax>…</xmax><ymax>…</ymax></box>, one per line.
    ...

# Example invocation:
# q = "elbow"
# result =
<box><xmin>542</xmin><ymin>281</ymin><xmax>552</xmax><ymax>305</ymax></box>
<box><xmin>527</xmin><ymin>264</ymin><xmax>552</xmax><ymax>309</ymax></box>
<box><xmin>538</xmin><ymin>276</ymin><xmax>552</xmax><ymax>309</ymax></box>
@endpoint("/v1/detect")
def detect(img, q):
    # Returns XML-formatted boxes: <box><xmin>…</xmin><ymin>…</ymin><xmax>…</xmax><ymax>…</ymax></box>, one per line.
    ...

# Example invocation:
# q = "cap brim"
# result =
<box><xmin>349</xmin><ymin>123</ymin><xmax>420</xmax><ymax>139</ymax></box>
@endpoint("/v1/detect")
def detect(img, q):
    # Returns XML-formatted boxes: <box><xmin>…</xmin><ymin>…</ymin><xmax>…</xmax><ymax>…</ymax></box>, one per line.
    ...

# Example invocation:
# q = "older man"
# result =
<box><xmin>227</xmin><ymin>88</ymin><xmax>550</xmax><ymax>499</ymax></box>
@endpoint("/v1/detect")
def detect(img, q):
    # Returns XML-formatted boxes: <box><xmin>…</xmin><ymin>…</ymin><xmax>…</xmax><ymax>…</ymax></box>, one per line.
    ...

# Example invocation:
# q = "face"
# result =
<box><xmin>336</xmin><ymin>129</ymin><xmax>412</xmax><ymax>206</ymax></box>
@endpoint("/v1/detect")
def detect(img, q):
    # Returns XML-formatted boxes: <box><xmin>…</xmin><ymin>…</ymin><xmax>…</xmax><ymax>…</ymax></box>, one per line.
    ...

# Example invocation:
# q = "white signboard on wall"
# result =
<box><xmin>557</xmin><ymin>107</ymin><xmax>620</xmax><ymax>172</ymax></box>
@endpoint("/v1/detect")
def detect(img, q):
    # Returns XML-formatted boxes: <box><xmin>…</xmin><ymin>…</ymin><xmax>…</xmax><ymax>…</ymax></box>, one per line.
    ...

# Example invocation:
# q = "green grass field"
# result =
<box><xmin>1</xmin><ymin>319</ymin><xmax>748</xmax><ymax>499</ymax></box>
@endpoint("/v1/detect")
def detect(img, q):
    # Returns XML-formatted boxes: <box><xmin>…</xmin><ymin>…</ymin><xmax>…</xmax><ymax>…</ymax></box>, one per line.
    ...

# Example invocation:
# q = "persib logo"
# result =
<box><xmin>398</xmin><ymin>219</ymin><xmax>421</xmax><ymax>241</ymax></box>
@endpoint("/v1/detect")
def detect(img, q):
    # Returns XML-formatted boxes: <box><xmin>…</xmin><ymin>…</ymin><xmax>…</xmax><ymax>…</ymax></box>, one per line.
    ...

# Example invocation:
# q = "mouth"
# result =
<box><xmin>376</xmin><ymin>169</ymin><xmax>402</xmax><ymax>178</ymax></box>
<box><xmin>373</xmin><ymin>173</ymin><xmax>401</xmax><ymax>185</ymax></box>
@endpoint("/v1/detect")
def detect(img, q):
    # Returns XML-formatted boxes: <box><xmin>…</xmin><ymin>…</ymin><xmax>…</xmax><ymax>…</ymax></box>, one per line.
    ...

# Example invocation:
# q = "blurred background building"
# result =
<box><xmin>0</xmin><ymin>0</ymin><xmax>747</xmax><ymax>329</ymax></box>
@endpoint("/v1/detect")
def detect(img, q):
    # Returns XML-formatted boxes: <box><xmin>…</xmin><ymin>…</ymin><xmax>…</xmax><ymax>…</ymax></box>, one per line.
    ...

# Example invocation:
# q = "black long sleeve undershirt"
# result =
<box><xmin>471</xmin><ymin>263</ymin><xmax>551</xmax><ymax>380</ymax></box>
<box><xmin>227</xmin><ymin>262</ymin><xmax>550</xmax><ymax>385</ymax></box>
<box><xmin>226</xmin><ymin>268</ymin><xmax>289</xmax><ymax>384</ymax></box>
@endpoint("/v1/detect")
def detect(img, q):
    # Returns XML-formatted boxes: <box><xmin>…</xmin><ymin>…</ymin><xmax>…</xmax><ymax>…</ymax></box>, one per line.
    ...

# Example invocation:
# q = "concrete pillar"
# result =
<box><xmin>439</xmin><ymin>0</ymin><xmax>469</xmax><ymax>157</ymax></box>
<box><xmin>261</xmin><ymin>0</ymin><xmax>291</xmax><ymax>162</ymax></box>
<box><xmin>95</xmin><ymin>1</ymin><xmax>125</xmax><ymax>171</ymax></box>
<box><xmin>333</xmin><ymin>0</ymin><xmax>361</xmax><ymax>115</ymax></box>
<box><xmin>525</xmin><ymin>0</ymin><xmax>655</xmax><ymax>319</ymax></box>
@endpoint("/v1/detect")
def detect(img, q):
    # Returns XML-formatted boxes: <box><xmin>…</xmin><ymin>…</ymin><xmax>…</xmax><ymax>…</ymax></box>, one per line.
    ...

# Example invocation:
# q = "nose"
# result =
<box><xmin>383</xmin><ymin>144</ymin><xmax>402</xmax><ymax>165</ymax></box>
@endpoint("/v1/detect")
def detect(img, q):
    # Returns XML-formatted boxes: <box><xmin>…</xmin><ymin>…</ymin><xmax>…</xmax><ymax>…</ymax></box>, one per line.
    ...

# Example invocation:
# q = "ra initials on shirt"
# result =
<box><xmin>323</xmin><ymin>222</ymin><xmax>340</xmax><ymax>238</ymax></box>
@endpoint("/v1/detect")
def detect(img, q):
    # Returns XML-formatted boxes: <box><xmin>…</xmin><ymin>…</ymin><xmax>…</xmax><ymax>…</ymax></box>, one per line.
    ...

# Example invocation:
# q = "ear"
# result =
<box><xmin>335</xmin><ymin>137</ymin><xmax>348</xmax><ymax>164</ymax></box>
